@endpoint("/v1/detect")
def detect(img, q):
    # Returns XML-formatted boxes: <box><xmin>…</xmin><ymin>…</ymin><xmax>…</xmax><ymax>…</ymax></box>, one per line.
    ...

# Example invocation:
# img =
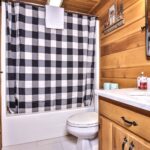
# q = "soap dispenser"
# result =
<box><xmin>137</xmin><ymin>72</ymin><xmax>147</xmax><ymax>90</ymax></box>
<box><xmin>137</xmin><ymin>73</ymin><xmax>142</xmax><ymax>89</ymax></box>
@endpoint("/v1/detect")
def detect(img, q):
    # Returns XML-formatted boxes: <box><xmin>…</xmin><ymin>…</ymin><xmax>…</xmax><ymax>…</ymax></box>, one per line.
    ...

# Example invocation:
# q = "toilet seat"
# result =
<box><xmin>67</xmin><ymin>112</ymin><xmax>98</xmax><ymax>128</ymax></box>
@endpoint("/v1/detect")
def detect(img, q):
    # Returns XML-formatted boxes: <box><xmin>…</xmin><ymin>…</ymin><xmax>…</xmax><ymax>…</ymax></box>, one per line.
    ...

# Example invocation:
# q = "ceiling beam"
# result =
<box><xmin>88</xmin><ymin>0</ymin><xmax>101</xmax><ymax>14</ymax></box>
<box><xmin>5</xmin><ymin>0</ymin><xmax>100</xmax><ymax>15</ymax></box>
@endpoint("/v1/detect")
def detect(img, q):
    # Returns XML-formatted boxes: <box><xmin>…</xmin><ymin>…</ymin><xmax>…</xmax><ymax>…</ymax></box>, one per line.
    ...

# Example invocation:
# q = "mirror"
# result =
<box><xmin>146</xmin><ymin>0</ymin><xmax>150</xmax><ymax>57</ymax></box>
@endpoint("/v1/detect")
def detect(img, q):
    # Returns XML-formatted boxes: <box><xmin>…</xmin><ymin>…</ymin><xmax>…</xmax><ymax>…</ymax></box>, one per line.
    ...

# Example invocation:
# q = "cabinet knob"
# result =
<box><xmin>129</xmin><ymin>142</ymin><xmax>135</xmax><ymax>150</ymax></box>
<box><xmin>141</xmin><ymin>26</ymin><xmax>146</xmax><ymax>31</ymax></box>
<box><xmin>122</xmin><ymin>137</ymin><xmax>128</xmax><ymax>150</ymax></box>
<box><xmin>121</xmin><ymin>117</ymin><xmax>138</xmax><ymax>127</ymax></box>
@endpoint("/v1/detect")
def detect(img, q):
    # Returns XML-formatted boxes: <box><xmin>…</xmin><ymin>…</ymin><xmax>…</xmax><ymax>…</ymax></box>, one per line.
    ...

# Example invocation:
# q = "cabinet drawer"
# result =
<box><xmin>99</xmin><ymin>99</ymin><xmax>150</xmax><ymax>142</ymax></box>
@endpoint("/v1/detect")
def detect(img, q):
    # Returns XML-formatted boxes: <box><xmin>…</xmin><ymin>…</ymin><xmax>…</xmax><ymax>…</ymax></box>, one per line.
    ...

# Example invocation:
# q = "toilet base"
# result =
<box><xmin>77</xmin><ymin>138</ymin><xmax>92</xmax><ymax>150</ymax></box>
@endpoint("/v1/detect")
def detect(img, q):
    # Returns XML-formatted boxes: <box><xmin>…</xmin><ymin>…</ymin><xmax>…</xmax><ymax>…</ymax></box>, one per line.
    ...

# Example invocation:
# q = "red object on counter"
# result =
<box><xmin>140</xmin><ymin>82</ymin><xmax>147</xmax><ymax>90</ymax></box>
<box><xmin>137</xmin><ymin>72</ymin><xmax>147</xmax><ymax>90</ymax></box>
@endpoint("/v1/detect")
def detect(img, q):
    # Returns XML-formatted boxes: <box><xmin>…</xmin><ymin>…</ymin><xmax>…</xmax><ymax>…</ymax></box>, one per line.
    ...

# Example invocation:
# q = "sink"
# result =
<box><xmin>95</xmin><ymin>88</ymin><xmax>150</xmax><ymax>111</ymax></box>
<box><xmin>128</xmin><ymin>90</ymin><xmax>150</xmax><ymax>96</ymax></box>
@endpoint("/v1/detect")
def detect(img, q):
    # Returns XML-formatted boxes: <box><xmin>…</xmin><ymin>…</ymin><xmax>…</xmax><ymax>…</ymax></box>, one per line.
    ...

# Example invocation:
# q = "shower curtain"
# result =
<box><xmin>6</xmin><ymin>2</ymin><xmax>96</xmax><ymax>114</ymax></box>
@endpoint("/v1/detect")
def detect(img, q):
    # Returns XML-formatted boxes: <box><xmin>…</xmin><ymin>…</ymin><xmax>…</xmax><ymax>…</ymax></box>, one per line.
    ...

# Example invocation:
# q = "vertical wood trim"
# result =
<box><xmin>0</xmin><ymin>1</ymin><xmax>2</xmax><ymax>148</ymax></box>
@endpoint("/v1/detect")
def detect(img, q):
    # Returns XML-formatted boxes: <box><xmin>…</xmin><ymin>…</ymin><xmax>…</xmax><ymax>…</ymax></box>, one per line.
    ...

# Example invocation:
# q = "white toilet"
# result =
<box><xmin>67</xmin><ymin>112</ymin><xmax>98</xmax><ymax>150</ymax></box>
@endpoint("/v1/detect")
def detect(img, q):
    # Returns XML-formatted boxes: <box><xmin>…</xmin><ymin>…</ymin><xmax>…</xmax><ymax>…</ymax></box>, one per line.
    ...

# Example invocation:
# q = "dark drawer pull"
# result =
<box><xmin>122</xmin><ymin>137</ymin><xmax>128</xmax><ymax>150</ymax></box>
<box><xmin>121</xmin><ymin>117</ymin><xmax>138</xmax><ymax>127</ymax></box>
<box><xmin>129</xmin><ymin>142</ymin><xmax>135</xmax><ymax>150</ymax></box>
<box><xmin>141</xmin><ymin>26</ymin><xmax>146</xmax><ymax>31</ymax></box>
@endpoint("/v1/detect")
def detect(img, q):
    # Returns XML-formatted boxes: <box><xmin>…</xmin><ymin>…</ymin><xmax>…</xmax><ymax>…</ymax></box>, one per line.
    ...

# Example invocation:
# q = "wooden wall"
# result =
<box><xmin>93</xmin><ymin>0</ymin><xmax>150</xmax><ymax>88</ymax></box>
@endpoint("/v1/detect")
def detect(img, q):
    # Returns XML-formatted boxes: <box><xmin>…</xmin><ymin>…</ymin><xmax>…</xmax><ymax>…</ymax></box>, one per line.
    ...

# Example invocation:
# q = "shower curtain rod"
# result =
<box><xmin>66</xmin><ymin>10</ymin><xmax>99</xmax><ymax>19</ymax></box>
<box><xmin>4</xmin><ymin>0</ymin><xmax>99</xmax><ymax>19</ymax></box>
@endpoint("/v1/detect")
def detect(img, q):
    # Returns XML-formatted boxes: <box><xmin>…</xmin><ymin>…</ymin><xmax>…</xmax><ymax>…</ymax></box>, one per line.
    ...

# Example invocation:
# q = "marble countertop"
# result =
<box><xmin>95</xmin><ymin>88</ymin><xmax>150</xmax><ymax>112</ymax></box>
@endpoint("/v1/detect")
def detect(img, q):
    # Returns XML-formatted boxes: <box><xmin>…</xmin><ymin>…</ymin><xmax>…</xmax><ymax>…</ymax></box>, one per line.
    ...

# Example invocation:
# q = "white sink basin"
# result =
<box><xmin>128</xmin><ymin>90</ymin><xmax>150</xmax><ymax>96</ymax></box>
<box><xmin>95</xmin><ymin>88</ymin><xmax>150</xmax><ymax>111</ymax></box>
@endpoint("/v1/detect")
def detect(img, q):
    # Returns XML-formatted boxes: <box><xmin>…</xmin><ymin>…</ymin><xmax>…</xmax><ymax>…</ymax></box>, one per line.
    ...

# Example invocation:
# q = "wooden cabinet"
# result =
<box><xmin>112</xmin><ymin>123</ymin><xmax>128</xmax><ymax>150</ymax></box>
<box><xmin>112</xmin><ymin>122</ymin><xmax>150</xmax><ymax>150</ymax></box>
<box><xmin>128</xmin><ymin>134</ymin><xmax>150</xmax><ymax>150</ymax></box>
<box><xmin>100</xmin><ymin>117</ymin><xmax>112</xmax><ymax>150</ymax></box>
<box><xmin>99</xmin><ymin>99</ymin><xmax>150</xmax><ymax>150</ymax></box>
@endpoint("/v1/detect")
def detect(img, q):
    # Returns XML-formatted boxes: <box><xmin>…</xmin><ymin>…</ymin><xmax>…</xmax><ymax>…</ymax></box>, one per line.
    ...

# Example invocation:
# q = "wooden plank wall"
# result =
<box><xmin>93</xmin><ymin>0</ymin><xmax>150</xmax><ymax>88</ymax></box>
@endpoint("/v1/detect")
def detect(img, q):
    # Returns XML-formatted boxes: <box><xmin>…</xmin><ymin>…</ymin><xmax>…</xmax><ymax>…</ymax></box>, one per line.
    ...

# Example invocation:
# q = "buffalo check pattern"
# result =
<box><xmin>6</xmin><ymin>2</ymin><xmax>96</xmax><ymax>114</ymax></box>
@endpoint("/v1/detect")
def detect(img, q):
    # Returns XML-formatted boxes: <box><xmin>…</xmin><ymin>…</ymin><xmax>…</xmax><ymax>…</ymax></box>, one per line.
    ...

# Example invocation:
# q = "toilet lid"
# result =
<box><xmin>67</xmin><ymin>112</ymin><xmax>98</xmax><ymax>127</ymax></box>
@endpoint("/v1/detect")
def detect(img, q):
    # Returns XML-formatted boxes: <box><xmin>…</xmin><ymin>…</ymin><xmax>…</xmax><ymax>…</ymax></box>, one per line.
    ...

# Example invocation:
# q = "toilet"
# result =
<box><xmin>67</xmin><ymin>112</ymin><xmax>98</xmax><ymax>150</ymax></box>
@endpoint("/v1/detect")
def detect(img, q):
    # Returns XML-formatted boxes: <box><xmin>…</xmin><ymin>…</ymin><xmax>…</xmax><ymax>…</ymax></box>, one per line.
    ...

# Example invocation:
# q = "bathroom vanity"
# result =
<box><xmin>96</xmin><ymin>89</ymin><xmax>150</xmax><ymax>150</ymax></box>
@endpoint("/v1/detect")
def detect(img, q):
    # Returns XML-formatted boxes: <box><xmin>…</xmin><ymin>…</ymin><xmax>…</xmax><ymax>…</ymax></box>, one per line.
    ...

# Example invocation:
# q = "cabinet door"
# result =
<box><xmin>112</xmin><ymin>124</ymin><xmax>129</xmax><ymax>150</ymax></box>
<box><xmin>112</xmin><ymin>123</ymin><xmax>150</xmax><ymax>150</ymax></box>
<box><xmin>100</xmin><ymin>116</ymin><xmax>150</xmax><ymax>150</ymax></box>
<box><xmin>128</xmin><ymin>134</ymin><xmax>150</xmax><ymax>150</ymax></box>
<box><xmin>100</xmin><ymin>116</ymin><xmax>113</xmax><ymax>150</ymax></box>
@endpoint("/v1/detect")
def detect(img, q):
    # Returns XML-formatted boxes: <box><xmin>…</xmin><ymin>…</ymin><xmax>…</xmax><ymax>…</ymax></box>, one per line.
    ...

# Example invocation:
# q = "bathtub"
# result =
<box><xmin>2</xmin><ymin>107</ymin><xmax>94</xmax><ymax>146</ymax></box>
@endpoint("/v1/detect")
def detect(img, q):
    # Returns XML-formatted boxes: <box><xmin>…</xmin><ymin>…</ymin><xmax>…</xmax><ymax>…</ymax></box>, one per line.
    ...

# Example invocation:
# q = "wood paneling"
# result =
<box><xmin>97</xmin><ymin>0</ymin><xmax>145</xmax><ymax>34</ymax></box>
<box><xmin>101</xmin><ymin>31</ymin><xmax>145</xmax><ymax>56</ymax></box>
<box><xmin>62</xmin><ymin>0</ymin><xmax>101</xmax><ymax>14</ymax></box>
<box><xmin>100</xmin><ymin>0</ymin><xmax>145</xmax><ymax>37</ymax></box>
<box><xmin>101</xmin><ymin>18</ymin><xmax>145</xmax><ymax>45</ymax></box>
<box><xmin>9</xmin><ymin>0</ymin><xmax>101</xmax><ymax>14</ymax></box>
<box><xmin>93</xmin><ymin>0</ymin><xmax>150</xmax><ymax>88</ymax></box>
<box><xmin>92</xmin><ymin>0</ymin><xmax>138</xmax><ymax>16</ymax></box>
<box><xmin>101</xmin><ymin>66</ymin><xmax>150</xmax><ymax>88</ymax></box>
<box><xmin>101</xmin><ymin>66</ymin><xmax>150</xmax><ymax>78</ymax></box>
<box><xmin>101</xmin><ymin>46</ymin><xmax>149</xmax><ymax>69</ymax></box>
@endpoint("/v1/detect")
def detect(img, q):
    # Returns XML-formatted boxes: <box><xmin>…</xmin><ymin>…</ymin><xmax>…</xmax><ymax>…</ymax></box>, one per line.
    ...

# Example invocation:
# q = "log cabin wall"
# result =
<box><xmin>93</xmin><ymin>0</ymin><xmax>150</xmax><ymax>88</ymax></box>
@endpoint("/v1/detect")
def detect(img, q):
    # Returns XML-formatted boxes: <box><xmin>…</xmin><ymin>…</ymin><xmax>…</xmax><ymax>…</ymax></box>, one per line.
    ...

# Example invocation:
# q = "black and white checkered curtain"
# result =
<box><xmin>6</xmin><ymin>2</ymin><xmax>96</xmax><ymax>114</ymax></box>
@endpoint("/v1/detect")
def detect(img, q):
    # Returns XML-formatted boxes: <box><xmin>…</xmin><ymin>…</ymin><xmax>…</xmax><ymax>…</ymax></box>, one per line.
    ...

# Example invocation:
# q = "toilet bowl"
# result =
<box><xmin>67</xmin><ymin>112</ymin><xmax>98</xmax><ymax>150</ymax></box>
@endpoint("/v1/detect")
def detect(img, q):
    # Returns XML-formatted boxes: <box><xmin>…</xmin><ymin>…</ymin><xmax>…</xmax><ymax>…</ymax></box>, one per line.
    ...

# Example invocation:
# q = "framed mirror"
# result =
<box><xmin>146</xmin><ymin>0</ymin><xmax>150</xmax><ymax>57</ymax></box>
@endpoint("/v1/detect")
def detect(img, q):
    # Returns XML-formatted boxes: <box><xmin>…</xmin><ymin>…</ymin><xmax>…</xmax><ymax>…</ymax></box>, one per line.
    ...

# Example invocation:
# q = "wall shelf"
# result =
<box><xmin>103</xmin><ymin>18</ymin><xmax>125</xmax><ymax>34</ymax></box>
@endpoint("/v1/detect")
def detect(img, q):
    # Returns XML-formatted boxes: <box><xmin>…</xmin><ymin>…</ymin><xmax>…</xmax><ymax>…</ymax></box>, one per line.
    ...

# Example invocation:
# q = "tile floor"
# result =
<box><xmin>2</xmin><ymin>135</ymin><xmax>98</xmax><ymax>150</ymax></box>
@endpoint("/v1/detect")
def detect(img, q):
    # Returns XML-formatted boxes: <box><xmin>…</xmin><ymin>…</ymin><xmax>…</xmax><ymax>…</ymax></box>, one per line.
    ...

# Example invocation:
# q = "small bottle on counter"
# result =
<box><xmin>137</xmin><ymin>72</ymin><xmax>147</xmax><ymax>90</ymax></box>
<box><xmin>137</xmin><ymin>73</ymin><xmax>142</xmax><ymax>89</ymax></box>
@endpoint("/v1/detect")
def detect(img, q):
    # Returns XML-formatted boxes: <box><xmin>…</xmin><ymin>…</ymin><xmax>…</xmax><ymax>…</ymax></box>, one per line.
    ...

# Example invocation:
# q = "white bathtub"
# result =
<box><xmin>2</xmin><ymin>107</ymin><xmax>94</xmax><ymax>146</ymax></box>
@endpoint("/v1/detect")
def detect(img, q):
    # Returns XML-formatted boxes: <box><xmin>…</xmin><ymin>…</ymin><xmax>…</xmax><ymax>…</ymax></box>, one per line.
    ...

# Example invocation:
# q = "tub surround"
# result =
<box><xmin>95</xmin><ymin>88</ymin><xmax>150</xmax><ymax>112</ymax></box>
